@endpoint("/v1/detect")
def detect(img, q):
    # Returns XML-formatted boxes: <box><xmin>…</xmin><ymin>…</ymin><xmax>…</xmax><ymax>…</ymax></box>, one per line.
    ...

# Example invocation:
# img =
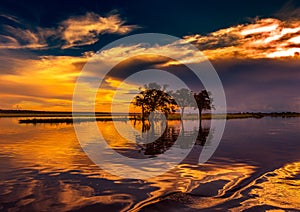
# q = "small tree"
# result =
<box><xmin>194</xmin><ymin>90</ymin><xmax>214</xmax><ymax>123</ymax></box>
<box><xmin>172</xmin><ymin>88</ymin><xmax>194</xmax><ymax>119</ymax></box>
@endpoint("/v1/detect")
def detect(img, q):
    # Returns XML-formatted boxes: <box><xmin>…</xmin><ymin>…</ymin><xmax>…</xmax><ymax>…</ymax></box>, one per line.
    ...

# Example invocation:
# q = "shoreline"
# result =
<box><xmin>6</xmin><ymin>112</ymin><xmax>299</xmax><ymax>124</ymax></box>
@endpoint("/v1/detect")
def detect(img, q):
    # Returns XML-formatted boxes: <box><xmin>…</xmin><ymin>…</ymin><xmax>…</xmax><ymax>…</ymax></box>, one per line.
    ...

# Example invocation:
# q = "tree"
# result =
<box><xmin>194</xmin><ymin>90</ymin><xmax>214</xmax><ymax>123</ymax></box>
<box><xmin>132</xmin><ymin>83</ymin><xmax>176</xmax><ymax>122</ymax></box>
<box><xmin>172</xmin><ymin>88</ymin><xmax>194</xmax><ymax>119</ymax></box>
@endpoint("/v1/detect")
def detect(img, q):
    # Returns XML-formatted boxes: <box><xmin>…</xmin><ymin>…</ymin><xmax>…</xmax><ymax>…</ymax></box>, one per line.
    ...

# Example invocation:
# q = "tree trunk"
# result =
<box><xmin>199</xmin><ymin>108</ymin><xmax>202</xmax><ymax>130</ymax></box>
<box><xmin>180</xmin><ymin>107</ymin><xmax>185</xmax><ymax>120</ymax></box>
<box><xmin>142</xmin><ymin>104</ymin><xmax>145</xmax><ymax>122</ymax></box>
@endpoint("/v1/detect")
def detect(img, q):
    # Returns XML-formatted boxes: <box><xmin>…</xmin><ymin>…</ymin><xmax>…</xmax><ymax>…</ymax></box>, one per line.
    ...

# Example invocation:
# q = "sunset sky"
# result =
<box><xmin>0</xmin><ymin>0</ymin><xmax>300</xmax><ymax>112</ymax></box>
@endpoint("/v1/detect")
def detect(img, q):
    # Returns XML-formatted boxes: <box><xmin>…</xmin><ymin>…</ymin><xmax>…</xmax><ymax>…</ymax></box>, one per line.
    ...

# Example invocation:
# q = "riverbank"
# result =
<box><xmin>9</xmin><ymin>110</ymin><xmax>300</xmax><ymax>124</ymax></box>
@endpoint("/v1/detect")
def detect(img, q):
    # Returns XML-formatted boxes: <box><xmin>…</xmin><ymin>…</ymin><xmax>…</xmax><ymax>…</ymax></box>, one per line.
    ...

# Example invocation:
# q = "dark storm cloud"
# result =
<box><xmin>212</xmin><ymin>59</ymin><xmax>300</xmax><ymax>112</ymax></box>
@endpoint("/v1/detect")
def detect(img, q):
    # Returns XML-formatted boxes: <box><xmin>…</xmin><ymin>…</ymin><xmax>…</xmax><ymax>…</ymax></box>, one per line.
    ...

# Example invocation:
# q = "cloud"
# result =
<box><xmin>74</xmin><ymin>16</ymin><xmax>300</xmax><ymax>70</ymax></box>
<box><xmin>275</xmin><ymin>1</ymin><xmax>300</xmax><ymax>20</ymax></box>
<box><xmin>184</xmin><ymin>18</ymin><xmax>300</xmax><ymax>59</ymax></box>
<box><xmin>0</xmin><ymin>26</ymin><xmax>48</xmax><ymax>49</ymax></box>
<box><xmin>0</xmin><ymin>55</ymin><xmax>89</xmax><ymax>110</ymax></box>
<box><xmin>61</xmin><ymin>12</ymin><xmax>138</xmax><ymax>49</ymax></box>
<box><xmin>0</xmin><ymin>14</ymin><xmax>21</xmax><ymax>24</ymax></box>
<box><xmin>0</xmin><ymin>12</ymin><xmax>137</xmax><ymax>50</ymax></box>
<box><xmin>84</xmin><ymin>41</ymin><xmax>207</xmax><ymax>71</ymax></box>
<box><xmin>212</xmin><ymin>58</ymin><xmax>300</xmax><ymax>112</ymax></box>
<box><xmin>2</xmin><ymin>12</ymin><xmax>299</xmax><ymax>59</ymax></box>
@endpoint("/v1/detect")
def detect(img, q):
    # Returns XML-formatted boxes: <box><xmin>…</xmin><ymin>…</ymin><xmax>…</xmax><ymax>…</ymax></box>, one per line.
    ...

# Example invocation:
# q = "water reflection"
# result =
<box><xmin>104</xmin><ymin>119</ymin><xmax>211</xmax><ymax>159</ymax></box>
<box><xmin>0</xmin><ymin>117</ymin><xmax>300</xmax><ymax>211</ymax></box>
<box><xmin>145</xmin><ymin>161</ymin><xmax>300</xmax><ymax>211</ymax></box>
<box><xmin>234</xmin><ymin>161</ymin><xmax>300</xmax><ymax>211</ymax></box>
<box><xmin>143</xmin><ymin>122</ymin><xmax>210</xmax><ymax>156</ymax></box>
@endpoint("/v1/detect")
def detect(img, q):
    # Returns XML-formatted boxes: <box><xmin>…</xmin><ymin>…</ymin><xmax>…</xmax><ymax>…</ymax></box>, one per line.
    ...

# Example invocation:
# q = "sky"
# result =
<box><xmin>0</xmin><ymin>0</ymin><xmax>300</xmax><ymax>112</ymax></box>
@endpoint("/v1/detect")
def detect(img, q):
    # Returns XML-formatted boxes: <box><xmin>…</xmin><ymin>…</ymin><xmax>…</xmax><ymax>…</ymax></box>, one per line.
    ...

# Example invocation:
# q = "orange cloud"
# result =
<box><xmin>61</xmin><ymin>13</ymin><xmax>138</xmax><ymax>49</ymax></box>
<box><xmin>184</xmin><ymin>18</ymin><xmax>300</xmax><ymax>59</ymax></box>
<box><xmin>0</xmin><ymin>26</ymin><xmax>48</xmax><ymax>49</ymax></box>
<box><xmin>0</xmin><ymin>55</ymin><xmax>89</xmax><ymax>111</ymax></box>
<box><xmin>79</xmin><ymin>18</ymin><xmax>300</xmax><ymax>68</ymax></box>
<box><xmin>85</xmin><ymin>42</ymin><xmax>207</xmax><ymax>69</ymax></box>
<box><xmin>0</xmin><ymin>12</ymin><xmax>137</xmax><ymax>50</ymax></box>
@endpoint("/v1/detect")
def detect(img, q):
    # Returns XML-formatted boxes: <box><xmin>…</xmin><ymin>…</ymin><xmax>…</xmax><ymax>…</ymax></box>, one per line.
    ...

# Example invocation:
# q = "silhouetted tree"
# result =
<box><xmin>132</xmin><ymin>83</ymin><xmax>176</xmax><ymax>122</ymax></box>
<box><xmin>172</xmin><ymin>88</ymin><xmax>194</xmax><ymax>119</ymax></box>
<box><xmin>194</xmin><ymin>90</ymin><xmax>214</xmax><ymax>127</ymax></box>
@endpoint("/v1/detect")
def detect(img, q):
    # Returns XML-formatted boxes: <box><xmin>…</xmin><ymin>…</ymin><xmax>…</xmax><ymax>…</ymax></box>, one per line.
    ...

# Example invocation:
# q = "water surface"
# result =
<box><xmin>0</xmin><ymin>117</ymin><xmax>299</xmax><ymax>211</ymax></box>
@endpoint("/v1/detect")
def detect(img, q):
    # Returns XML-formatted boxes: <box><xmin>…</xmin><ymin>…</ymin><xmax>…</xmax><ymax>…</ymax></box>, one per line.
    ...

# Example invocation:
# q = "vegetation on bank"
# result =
<box><xmin>139</xmin><ymin>112</ymin><xmax>300</xmax><ymax>120</ymax></box>
<box><xmin>14</xmin><ymin>112</ymin><xmax>300</xmax><ymax>124</ymax></box>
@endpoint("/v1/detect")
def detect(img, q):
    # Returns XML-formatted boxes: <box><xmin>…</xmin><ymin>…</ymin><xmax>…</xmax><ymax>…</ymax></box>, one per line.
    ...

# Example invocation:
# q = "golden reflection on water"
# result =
<box><xmin>97</xmin><ymin>121</ymin><xmax>134</xmax><ymax>148</ymax></box>
<box><xmin>234</xmin><ymin>161</ymin><xmax>300</xmax><ymax>211</ymax></box>
<box><xmin>136</xmin><ymin>162</ymin><xmax>257</xmax><ymax>211</ymax></box>
<box><xmin>0</xmin><ymin>120</ymin><xmax>86</xmax><ymax>173</ymax></box>
<box><xmin>130</xmin><ymin>162</ymin><xmax>257</xmax><ymax>211</ymax></box>
<box><xmin>151</xmin><ymin>161</ymin><xmax>300</xmax><ymax>212</ymax></box>
<box><xmin>0</xmin><ymin>119</ymin><xmax>133</xmax><ymax>211</ymax></box>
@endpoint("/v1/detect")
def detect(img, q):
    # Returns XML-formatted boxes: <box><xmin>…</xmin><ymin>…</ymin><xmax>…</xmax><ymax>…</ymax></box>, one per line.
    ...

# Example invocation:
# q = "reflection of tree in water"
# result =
<box><xmin>138</xmin><ymin>121</ymin><xmax>211</xmax><ymax>157</ymax></box>
<box><xmin>195</xmin><ymin>126</ymin><xmax>211</xmax><ymax>146</ymax></box>
<box><xmin>140</xmin><ymin>123</ymin><xmax>180</xmax><ymax>156</ymax></box>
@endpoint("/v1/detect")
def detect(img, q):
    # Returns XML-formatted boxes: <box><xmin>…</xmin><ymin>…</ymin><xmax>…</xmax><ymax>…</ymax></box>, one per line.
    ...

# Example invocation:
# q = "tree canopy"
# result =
<box><xmin>194</xmin><ymin>90</ymin><xmax>214</xmax><ymax>115</ymax></box>
<box><xmin>132</xmin><ymin>83</ymin><xmax>176</xmax><ymax>120</ymax></box>
<box><xmin>172</xmin><ymin>88</ymin><xmax>194</xmax><ymax>118</ymax></box>
<box><xmin>132</xmin><ymin>83</ymin><xmax>214</xmax><ymax>122</ymax></box>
